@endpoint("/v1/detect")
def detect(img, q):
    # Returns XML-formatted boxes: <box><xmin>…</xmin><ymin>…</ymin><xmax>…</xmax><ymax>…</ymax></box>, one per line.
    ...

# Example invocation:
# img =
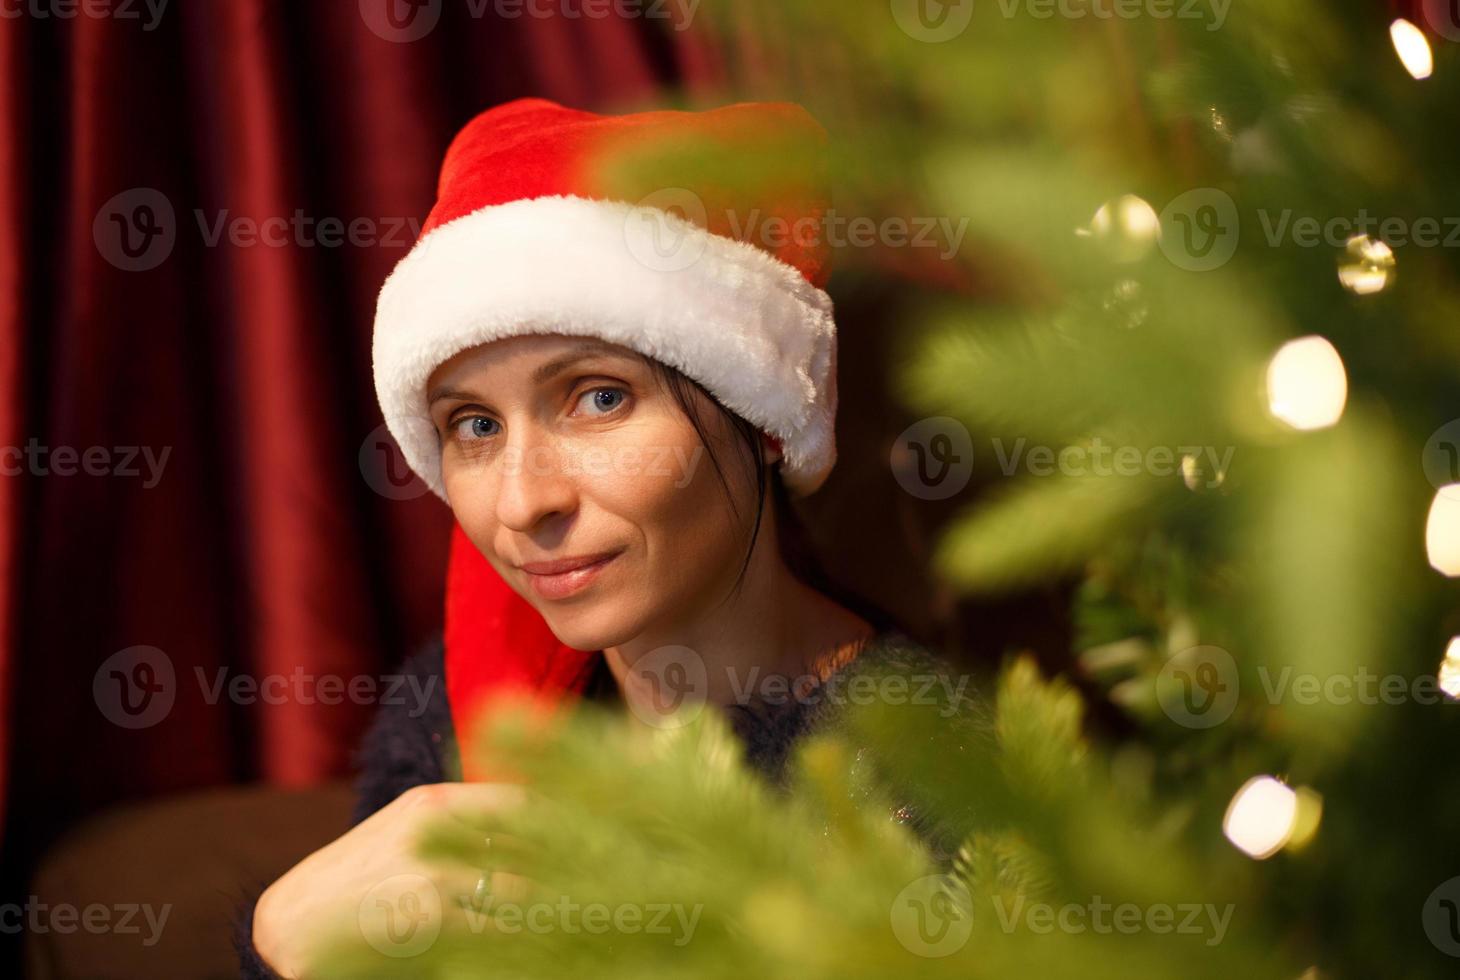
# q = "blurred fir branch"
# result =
<box><xmin>328</xmin><ymin>1</ymin><xmax>1460</xmax><ymax>976</ymax></box>
<box><xmin>319</xmin><ymin>656</ymin><xmax>1302</xmax><ymax>979</ymax></box>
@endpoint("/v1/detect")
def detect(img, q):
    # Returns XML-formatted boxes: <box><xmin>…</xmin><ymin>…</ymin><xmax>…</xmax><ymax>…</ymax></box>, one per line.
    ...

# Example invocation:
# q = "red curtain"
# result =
<box><xmin>0</xmin><ymin>0</ymin><xmax>727</xmax><ymax>917</ymax></box>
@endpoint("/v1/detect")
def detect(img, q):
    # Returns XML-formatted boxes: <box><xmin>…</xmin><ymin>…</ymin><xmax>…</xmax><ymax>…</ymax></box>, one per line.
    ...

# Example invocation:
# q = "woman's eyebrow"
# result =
<box><xmin>427</xmin><ymin>341</ymin><xmax>630</xmax><ymax>406</ymax></box>
<box><xmin>426</xmin><ymin>385</ymin><xmax>480</xmax><ymax>407</ymax></box>
<box><xmin>529</xmin><ymin>340</ymin><xmax>632</xmax><ymax>384</ymax></box>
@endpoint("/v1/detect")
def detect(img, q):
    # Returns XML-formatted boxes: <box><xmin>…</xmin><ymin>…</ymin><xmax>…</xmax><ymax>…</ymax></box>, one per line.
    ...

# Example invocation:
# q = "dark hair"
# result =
<box><xmin>645</xmin><ymin>359</ymin><xmax>903</xmax><ymax>635</ymax></box>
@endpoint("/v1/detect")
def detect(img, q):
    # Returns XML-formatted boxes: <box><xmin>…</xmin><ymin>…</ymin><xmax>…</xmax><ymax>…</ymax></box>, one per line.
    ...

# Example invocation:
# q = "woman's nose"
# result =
<box><xmin>493</xmin><ymin>429</ymin><xmax>579</xmax><ymax>533</ymax></box>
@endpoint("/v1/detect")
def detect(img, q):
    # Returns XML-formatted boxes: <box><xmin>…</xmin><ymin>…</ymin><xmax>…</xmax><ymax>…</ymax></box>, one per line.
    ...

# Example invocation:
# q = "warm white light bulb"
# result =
<box><xmin>1223</xmin><ymin>775</ymin><xmax>1299</xmax><ymax>860</ymax></box>
<box><xmin>1266</xmin><ymin>336</ymin><xmax>1348</xmax><ymax>431</ymax></box>
<box><xmin>1426</xmin><ymin>486</ymin><xmax>1460</xmax><ymax>577</ymax></box>
<box><xmin>1084</xmin><ymin>195</ymin><xmax>1162</xmax><ymax>263</ymax></box>
<box><xmin>1439</xmin><ymin>637</ymin><xmax>1460</xmax><ymax>700</ymax></box>
<box><xmin>1391</xmin><ymin>19</ymin><xmax>1434</xmax><ymax>80</ymax></box>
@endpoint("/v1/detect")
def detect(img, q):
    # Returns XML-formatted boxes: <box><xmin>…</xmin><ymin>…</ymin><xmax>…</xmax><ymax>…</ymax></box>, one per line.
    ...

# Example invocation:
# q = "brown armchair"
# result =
<box><xmin>25</xmin><ymin>781</ymin><xmax>356</xmax><ymax>980</ymax></box>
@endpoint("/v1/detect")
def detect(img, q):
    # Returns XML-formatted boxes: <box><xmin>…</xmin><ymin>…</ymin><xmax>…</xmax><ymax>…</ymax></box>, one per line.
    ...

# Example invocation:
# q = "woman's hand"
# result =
<box><xmin>252</xmin><ymin>782</ymin><xmax>530</xmax><ymax>979</ymax></box>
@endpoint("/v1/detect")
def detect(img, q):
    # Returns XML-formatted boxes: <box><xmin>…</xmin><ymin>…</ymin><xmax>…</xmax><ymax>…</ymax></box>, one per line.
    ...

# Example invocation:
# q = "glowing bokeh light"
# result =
<box><xmin>1439</xmin><ymin>637</ymin><xmax>1460</xmax><ymax>700</ymax></box>
<box><xmin>1426</xmin><ymin>486</ymin><xmax>1460</xmax><ymax>576</ymax></box>
<box><xmin>1337</xmin><ymin>234</ymin><xmax>1395</xmax><ymax>295</ymax></box>
<box><xmin>1087</xmin><ymin>195</ymin><xmax>1161</xmax><ymax>262</ymax></box>
<box><xmin>1265</xmin><ymin>336</ymin><xmax>1348</xmax><ymax>431</ymax></box>
<box><xmin>1390</xmin><ymin>19</ymin><xmax>1434</xmax><ymax>80</ymax></box>
<box><xmin>1223</xmin><ymin>776</ymin><xmax>1299</xmax><ymax>860</ymax></box>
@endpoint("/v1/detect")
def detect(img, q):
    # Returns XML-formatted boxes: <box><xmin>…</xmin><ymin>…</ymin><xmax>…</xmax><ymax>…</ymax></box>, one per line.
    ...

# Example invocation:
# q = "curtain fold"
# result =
<box><xmin>0</xmin><ymin>0</ymin><xmax>722</xmax><ymax>935</ymax></box>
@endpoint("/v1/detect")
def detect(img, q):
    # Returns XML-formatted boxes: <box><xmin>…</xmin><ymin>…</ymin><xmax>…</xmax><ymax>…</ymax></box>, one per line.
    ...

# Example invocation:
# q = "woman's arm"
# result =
<box><xmin>233</xmin><ymin>636</ymin><xmax>452</xmax><ymax>978</ymax></box>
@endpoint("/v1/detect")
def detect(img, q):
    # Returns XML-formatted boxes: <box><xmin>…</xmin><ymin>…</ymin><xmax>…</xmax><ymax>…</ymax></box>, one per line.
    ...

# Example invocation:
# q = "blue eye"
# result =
<box><xmin>452</xmin><ymin>416</ymin><xmax>498</xmax><ymax>441</ymax></box>
<box><xmin>577</xmin><ymin>387</ymin><xmax>627</xmax><ymax>416</ymax></box>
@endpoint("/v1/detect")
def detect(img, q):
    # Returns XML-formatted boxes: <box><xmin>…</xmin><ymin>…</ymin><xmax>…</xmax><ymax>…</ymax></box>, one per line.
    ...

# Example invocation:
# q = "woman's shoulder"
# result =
<box><xmin>848</xmin><ymin>627</ymin><xmax>966</xmax><ymax>680</ymax></box>
<box><xmin>723</xmin><ymin>626</ymin><xmax>979</xmax><ymax>785</ymax></box>
<box><xmin>349</xmin><ymin>633</ymin><xmax>455</xmax><ymax>824</ymax></box>
<box><xmin>814</xmin><ymin>627</ymin><xmax>983</xmax><ymax>728</ymax></box>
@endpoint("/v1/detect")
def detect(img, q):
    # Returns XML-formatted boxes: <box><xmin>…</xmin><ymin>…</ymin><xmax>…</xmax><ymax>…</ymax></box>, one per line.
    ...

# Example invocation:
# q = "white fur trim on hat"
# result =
<box><xmin>372</xmin><ymin>194</ymin><xmax>838</xmax><ymax>501</ymax></box>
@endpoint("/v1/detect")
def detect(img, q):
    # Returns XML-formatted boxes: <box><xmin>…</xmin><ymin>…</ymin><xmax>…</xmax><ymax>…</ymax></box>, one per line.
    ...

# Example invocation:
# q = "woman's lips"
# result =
<box><xmin>521</xmin><ymin>550</ymin><xmax>622</xmax><ymax>600</ymax></box>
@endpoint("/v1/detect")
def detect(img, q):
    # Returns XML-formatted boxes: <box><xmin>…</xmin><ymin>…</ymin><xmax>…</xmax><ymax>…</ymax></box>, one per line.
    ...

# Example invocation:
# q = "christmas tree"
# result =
<box><xmin>321</xmin><ymin>2</ymin><xmax>1460</xmax><ymax>976</ymax></box>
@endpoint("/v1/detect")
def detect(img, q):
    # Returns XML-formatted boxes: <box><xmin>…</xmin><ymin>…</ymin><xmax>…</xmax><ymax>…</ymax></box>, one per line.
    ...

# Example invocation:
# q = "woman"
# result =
<box><xmin>238</xmin><ymin>96</ymin><xmax>970</xmax><ymax>978</ymax></box>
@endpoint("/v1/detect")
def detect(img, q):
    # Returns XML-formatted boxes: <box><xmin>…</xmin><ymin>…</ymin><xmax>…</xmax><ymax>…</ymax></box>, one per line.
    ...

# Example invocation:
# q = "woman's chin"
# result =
<box><xmin>538</xmin><ymin>604</ymin><xmax>641</xmax><ymax>653</ymax></box>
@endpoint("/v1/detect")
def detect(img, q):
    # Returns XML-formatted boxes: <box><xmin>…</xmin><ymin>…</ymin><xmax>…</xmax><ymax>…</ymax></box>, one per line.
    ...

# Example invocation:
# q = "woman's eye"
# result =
<box><xmin>451</xmin><ymin>415</ymin><xmax>499</xmax><ymax>442</ymax></box>
<box><xmin>575</xmin><ymin>386</ymin><xmax>628</xmax><ymax>417</ymax></box>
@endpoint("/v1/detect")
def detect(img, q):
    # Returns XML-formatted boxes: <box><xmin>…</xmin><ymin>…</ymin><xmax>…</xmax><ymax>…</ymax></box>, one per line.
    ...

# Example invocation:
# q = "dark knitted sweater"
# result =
<box><xmin>236</xmin><ymin>629</ymin><xmax>972</xmax><ymax>977</ymax></box>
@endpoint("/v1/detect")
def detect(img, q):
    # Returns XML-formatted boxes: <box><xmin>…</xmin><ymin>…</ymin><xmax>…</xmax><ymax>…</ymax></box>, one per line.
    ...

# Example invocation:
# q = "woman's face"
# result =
<box><xmin>426</xmin><ymin>333</ymin><xmax>770</xmax><ymax>651</ymax></box>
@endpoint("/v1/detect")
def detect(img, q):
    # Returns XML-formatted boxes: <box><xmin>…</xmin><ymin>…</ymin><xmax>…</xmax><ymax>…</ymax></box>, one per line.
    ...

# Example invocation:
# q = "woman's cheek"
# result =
<box><xmin>442</xmin><ymin>460</ymin><xmax>499</xmax><ymax>549</ymax></box>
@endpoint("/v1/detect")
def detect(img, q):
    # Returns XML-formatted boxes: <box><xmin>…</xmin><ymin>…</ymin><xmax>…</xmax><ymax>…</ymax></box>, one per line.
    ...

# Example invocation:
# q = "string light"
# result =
<box><xmin>1084</xmin><ymin>195</ymin><xmax>1161</xmax><ymax>262</ymax></box>
<box><xmin>1223</xmin><ymin>776</ymin><xmax>1298</xmax><ymax>859</ymax></box>
<box><xmin>1265</xmin><ymin>336</ymin><xmax>1348</xmax><ymax>431</ymax></box>
<box><xmin>1390</xmin><ymin>19</ymin><xmax>1434</xmax><ymax>80</ymax></box>
<box><xmin>1337</xmin><ymin>234</ymin><xmax>1395</xmax><ymax>295</ymax></box>
<box><xmin>1439</xmin><ymin>637</ymin><xmax>1460</xmax><ymax>700</ymax></box>
<box><xmin>1425</xmin><ymin>486</ymin><xmax>1460</xmax><ymax>576</ymax></box>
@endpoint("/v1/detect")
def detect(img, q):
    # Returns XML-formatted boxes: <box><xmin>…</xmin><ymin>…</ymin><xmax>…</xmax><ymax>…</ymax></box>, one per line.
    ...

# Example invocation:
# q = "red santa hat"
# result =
<box><xmin>370</xmin><ymin>97</ymin><xmax>839</xmax><ymax>777</ymax></box>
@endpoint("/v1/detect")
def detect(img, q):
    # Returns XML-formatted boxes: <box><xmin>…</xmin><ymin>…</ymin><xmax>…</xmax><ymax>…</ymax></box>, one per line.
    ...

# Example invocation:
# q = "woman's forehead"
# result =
<box><xmin>427</xmin><ymin>334</ymin><xmax>644</xmax><ymax>390</ymax></box>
